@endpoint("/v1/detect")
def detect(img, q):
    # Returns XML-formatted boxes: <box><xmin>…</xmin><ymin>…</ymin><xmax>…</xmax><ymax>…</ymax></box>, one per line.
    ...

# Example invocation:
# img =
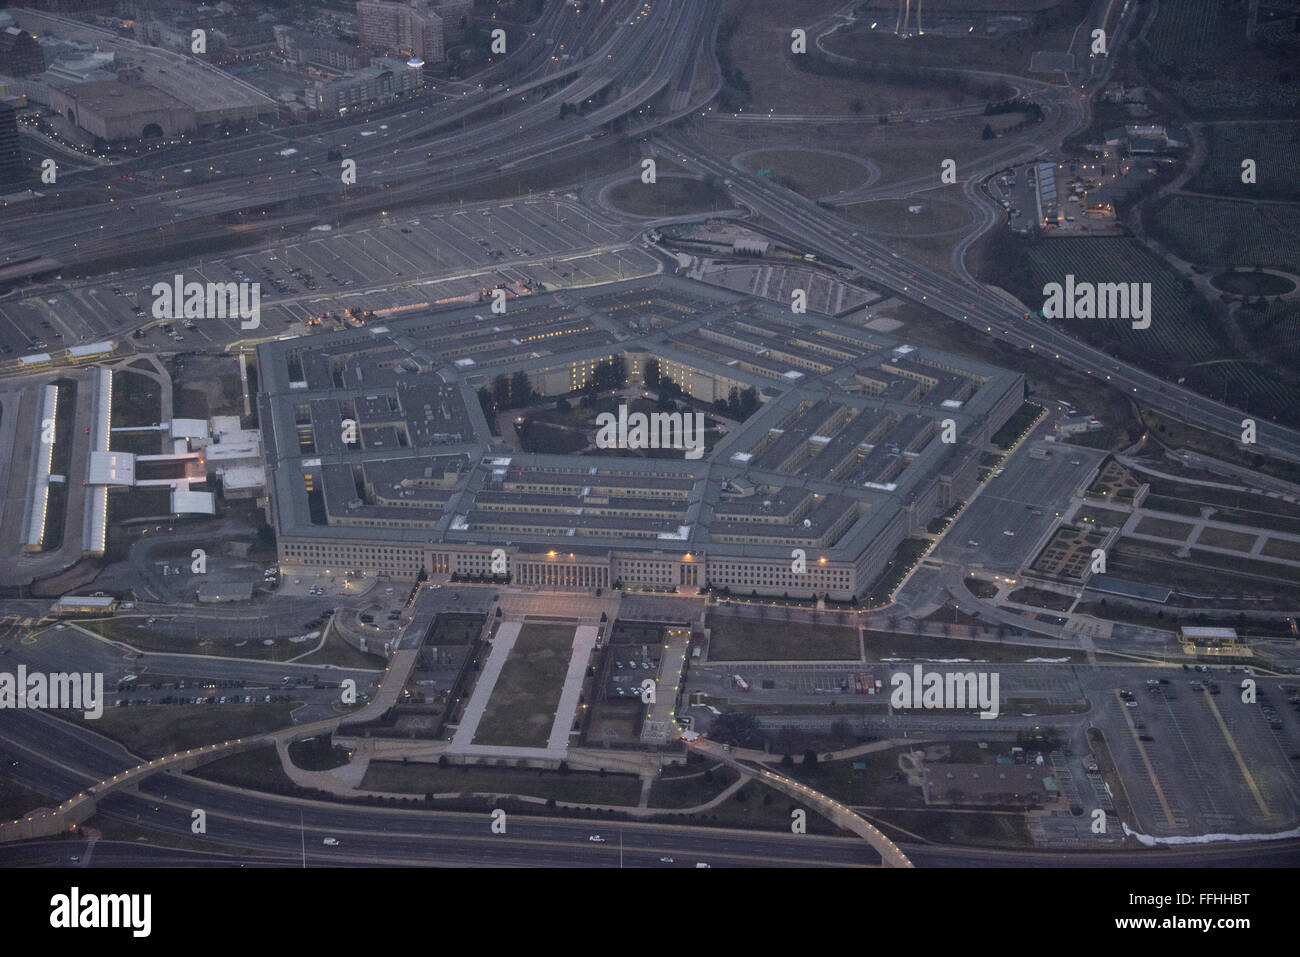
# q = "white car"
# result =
<box><xmin>323</xmin><ymin>837</ymin><xmax>340</xmax><ymax>846</ymax></box>
<box><xmin>588</xmin><ymin>835</ymin><xmax>606</xmax><ymax>843</ymax></box>
<box><xmin>1003</xmin><ymin>529</ymin><xmax>1015</xmax><ymax>537</ymax></box>
<box><xmin>659</xmin><ymin>856</ymin><xmax>674</xmax><ymax>864</ymax></box>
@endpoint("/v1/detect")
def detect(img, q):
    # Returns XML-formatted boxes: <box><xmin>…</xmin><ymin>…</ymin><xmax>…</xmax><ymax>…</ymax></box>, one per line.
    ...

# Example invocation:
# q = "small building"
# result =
<box><xmin>1057</xmin><ymin>414</ymin><xmax>1102</xmax><ymax>436</ymax></box>
<box><xmin>51</xmin><ymin>594</ymin><xmax>118</xmax><ymax>616</ymax></box>
<box><xmin>1179</xmin><ymin>626</ymin><xmax>1244</xmax><ymax>655</ymax></box>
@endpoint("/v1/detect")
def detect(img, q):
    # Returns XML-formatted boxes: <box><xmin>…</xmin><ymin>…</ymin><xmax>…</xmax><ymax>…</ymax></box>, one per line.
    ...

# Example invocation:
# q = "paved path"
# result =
<box><xmin>546</xmin><ymin>624</ymin><xmax>598</xmax><ymax>751</ymax></box>
<box><xmin>450</xmin><ymin>620</ymin><xmax>520</xmax><ymax>752</ymax></box>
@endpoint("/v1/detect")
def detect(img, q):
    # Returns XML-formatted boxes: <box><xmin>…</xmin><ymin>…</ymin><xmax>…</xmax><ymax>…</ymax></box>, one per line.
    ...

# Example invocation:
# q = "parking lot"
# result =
<box><xmin>1097</xmin><ymin>672</ymin><xmax>1300</xmax><ymax>836</ymax></box>
<box><xmin>606</xmin><ymin>649</ymin><xmax>660</xmax><ymax>701</ymax></box>
<box><xmin>0</xmin><ymin>199</ymin><xmax>658</xmax><ymax>356</ymax></box>
<box><xmin>933</xmin><ymin>440</ymin><xmax>1105</xmax><ymax>575</ymax></box>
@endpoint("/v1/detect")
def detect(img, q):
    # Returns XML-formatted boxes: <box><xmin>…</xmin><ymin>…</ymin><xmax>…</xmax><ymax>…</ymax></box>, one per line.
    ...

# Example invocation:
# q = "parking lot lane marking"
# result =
<box><xmin>1115</xmin><ymin>689</ymin><xmax>1176</xmax><ymax>829</ymax></box>
<box><xmin>1198</xmin><ymin>688</ymin><xmax>1270</xmax><ymax>818</ymax></box>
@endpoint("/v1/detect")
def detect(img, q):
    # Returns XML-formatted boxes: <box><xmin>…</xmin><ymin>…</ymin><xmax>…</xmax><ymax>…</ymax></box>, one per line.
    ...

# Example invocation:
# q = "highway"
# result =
<box><xmin>659</xmin><ymin>132</ymin><xmax>1300</xmax><ymax>463</ymax></box>
<box><xmin>0</xmin><ymin>0</ymin><xmax>719</xmax><ymax>275</ymax></box>
<box><xmin>3</xmin><ymin>709</ymin><xmax>1296</xmax><ymax>868</ymax></box>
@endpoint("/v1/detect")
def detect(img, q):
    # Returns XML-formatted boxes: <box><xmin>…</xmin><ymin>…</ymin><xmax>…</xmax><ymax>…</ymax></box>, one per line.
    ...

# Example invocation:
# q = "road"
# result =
<box><xmin>658</xmin><ymin>131</ymin><xmax>1300</xmax><ymax>463</ymax></box>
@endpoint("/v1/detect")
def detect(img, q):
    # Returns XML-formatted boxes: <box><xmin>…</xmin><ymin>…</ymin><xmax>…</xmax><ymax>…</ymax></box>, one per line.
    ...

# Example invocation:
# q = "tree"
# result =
<box><xmin>509</xmin><ymin>370</ymin><xmax>535</xmax><ymax>408</ymax></box>
<box><xmin>802</xmin><ymin>749</ymin><xmax>819</xmax><ymax>769</ymax></box>
<box><xmin>491</xmin><ymin>374</ymin><xmax>510</xmax><ymax>408</ymax></box>
<box><xmin>780</xmin><ymin>754</ymin><xmax>794</xmax><ymax>769</ymax></box>
<box><xmin>982</xmin><ymin>123</ymin><xmax>996</xmax><ymax>140</ymax></box>
<box><xmin>555</xmin><ymin>396</ymin><xmax>572</xmax><ymax>414</ymax></box>
<box><xmin>643</xmin><ymin>357</ymin><xmax>661</xmax><ymax>387</ymax></box>
<box><xmin>710</xmin><ymin>712</ymin><xmax>763</xmax><ymax>749</ymax></box>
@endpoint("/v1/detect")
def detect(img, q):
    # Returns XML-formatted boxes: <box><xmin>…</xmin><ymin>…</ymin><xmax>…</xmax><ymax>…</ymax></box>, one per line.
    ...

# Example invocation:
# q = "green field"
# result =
<box><xmin>292</xmin><ymin>623</ymin><xmax>387</xmax><ymax>670</ymax></box>
<box><xmin>839</xmin><ymin>198</ymin><xmax>973</xmax><ymax>237</ymax></box>
<box><xmin>741</xmin><ymin>149</ymin><xmax>871</xmax><ymax>198</ymax></box>
<box><xmin>1260</xmin><ymin>538</ymin><xmax>1300</xmax><ymax>562</ymax></box>
<box><xmin>823</xmin><ymin>2</ymin><xmax>1087</xmax><ymax>78</ymax></box>
<box><xmin>1188</xmin><ymin>123</ymin><xmax>1300</xmax><ymax>201</ymax></box>
<box><xmin>1133</xmin><ymin>516</ymin><xmax>1196</xmax><ymax>541</ymax></box>
<box><xmin>1143</xmin><ymin>0</ymin><xmax>1300</xmax><ymax>118</ymax></box>
<box><xmin>191</xmin><ymin>745</ymin><xmax>298</xmax><ymax>792</ymax></box>
<box><xmin>1074</xmin><ymin>505</ymin><xmax>1131</xmax><ymax>528</ymax></box>
<box><xmin>706</xmin><ymin>615</ymin><xmax>859</xmax><ymax>661</ymax></box>
<box><xmin>963</xmin><ymin>577</ymin><xmax>1000</xmax><ymax>600</ymax></box>
<box><xmin>472</xmin><ymin>622</ymin><xmax>575</xmax><ymax>748</ymax></box>
<box><xmin>1195</xmin><ymin>526</ymin><xmax>1259</xmax><ymax>552</ymax></box>
<box><xmin>1011</xmin><ymin>237</ymin><xmax>1224</xmax><ymax>362</ymax></box>
<box><xmin>428</xmin><ymin>614</ymin><xmax>485</xmax><ymax>646</ymax></box>
<box><xmin>1150</xmin><ymin>195</ymin><xmax>1300</xmax><ymax>273</ymax></box>
<box><xmin>516</xmin><ymin>419</ymin><xmax>589</xmax><ymax>454</ymax></box>
<box><xmin>716</xmin><ymin>0</ymin><xmax>988</xmax><ymax>116</ymax></box>
<box><xmin>606</xmin><ymin>177</ymin><xmax>733</xmax><ymax>218</ymax></box>
<box><xmin>1210</xmin><ymin>271</ymin><xmax>1296</xmax><ymax>297</ymax></box>
<box><xmin>359</xmin><ymin>762</ymin><xmax>643</xmax><ymax>806</ymax></box>
<box><xmin>1007</xmin><ymin>587</ymin><xmax>1075</xmax><ymax>612</ymax></box>
<box><xmin>646</xmin><ymin>757</ymin><xmax>740</xmax><ymax>809</ymax></box>
<box><xmin>62</xmin><ymin>704</ymin><xmax>296</xmax><ymax>759</ymax></box>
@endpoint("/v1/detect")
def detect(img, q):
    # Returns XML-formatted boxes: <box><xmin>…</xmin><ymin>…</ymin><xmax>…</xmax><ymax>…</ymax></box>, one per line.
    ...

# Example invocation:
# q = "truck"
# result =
<box><xmin>733</xmin><ymin>675</ymin><xmax>750</xmax><ymax>693</ymax></box>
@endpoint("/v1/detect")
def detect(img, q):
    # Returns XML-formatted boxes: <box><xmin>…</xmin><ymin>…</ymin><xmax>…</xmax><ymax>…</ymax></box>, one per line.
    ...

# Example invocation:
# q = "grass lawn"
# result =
<box><xmin>516</xmin><ymin>419</ymin><xmax>589</xmax><ymax>454</ymax></box>
<box><xmin>1194</xmin><ymin>526</ymin><xmax>1259</xmax><ymax>552</ymax></box>
<box><xmin>1007</xmin><ymin>587</ymin><xmax>1075</xmax><ymax>612</ymax></box>
<box><xmin>1210</xmin><ymin>271</ymin><xmax>1295</xmax><ymax>297</ymax></box>
<box><xmin>428</xmin><ymin>614</ymin><xmax>485</xmax><ymax>646</ymax></box>
<box><xmin>190</xmin><ymin>745</ymin><xmax>298</xmax><ymax>792</ymax></box>
<box><xmin>79</xmin><ymin>618</ymin><xmax>303</xmax><ymax>662</ymax></box>
<box><xmin>720</xmin><ymin>0</ymin><xmax>985</xmax><ymax>115</ymax></box>
<box><xmin>359</xmin><ymin>761</ymin><xmax>642</xmax><ymax>805</ymax></box>
<box><xmin>781</xmin><ymin>749</ymin><xmax>918</xmax><ymax>807</ymax></box>
<box><xmin>1074</xmin><ymin>505</ymin><xmax>1131</xmax><ymax>528</ymax></box>
<box><xmin>61</xmin><ymin>703</ymin><xmax>297</xmax><ymax>759</ymax></box>
<box><xmin>606</xmin><ymin>177</ymin><xmax>732</xmax><ymax>217</ymax></box>
<box><xmin>861</xmin><ymin>631</ymin><xmax>1085</xmax><ymax>662</ymax></box>
<box><xmin>0</xmin><ymin>776</ymin><xmax>60</xmax><ymax>822</ymax></box>
<box><xmin>740</xmin><ymin>149</ymin><xmax>870</xmax><ymax>198</ymax></box>
<box><xmin>287</xmin><ymin>735</ymin><xmax>352</xmax><ymax>771</ymax></box>
<box><xmin>870</xmin><ymin>807</ymin><xmax>1033</xmax><ymax>848</ymax></box>
<box><xmin>963</xmin><ymin>577</ymin><xmax>1000</xmax><ymax>600</ymax></box>
<box><xmin>1133</xmin><ymin>516</ymin><xmax>1196</xmax><ymax>541</ymax></box>
<box><xmin>472</xmin><ymin>622</ymin><xmax>576</xmax><ymax>747</ymax></box>
<box><xmin>666</xmin><ymin>777</ymin><xmax>847</xmax><ymax>835</ymax></box>
<box><xmin>839</xmin><ymin>198</ymin><xmax>972</xmax><ymax>236</ymax></box>
<box><xmin>823</xmin><ymin>5</ymin><xmax>1082</xmax><ymax>77</ymax></box>
<box><xmin>646</xmin><ymin>757</ymin><xmax>739</xmax><ymax>809</ymax></box>
<box><xmin>706</xmin><ymin>615</ymin><xmax>859</xmax><ymax>661</ymax></box>
<box><xmin>292</xmin><ymin>622</ymin><xmax>387</xmax><ymax>670</ymax></box>
<box><xmin>1261</xmin><ymin>538</ymin><xmax>1300</xmax><ymax>562</ymax></box>
<box><xmin>110</xmin><ymin>371</ymin><xmax>162</xmax><ymax>429</ymax></box>
<box><xmin>1141</xmin><ymin>408</ymin><xmax>1300</xmax><ymax>488</ymax></box>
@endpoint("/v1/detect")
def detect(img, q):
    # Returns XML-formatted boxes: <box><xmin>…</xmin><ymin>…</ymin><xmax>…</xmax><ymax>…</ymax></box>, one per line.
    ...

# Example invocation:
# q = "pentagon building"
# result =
<box><xmin>257</xmin><ymin>276</ymin><xmax>1023</xmax><ymax>600</ymax></box>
